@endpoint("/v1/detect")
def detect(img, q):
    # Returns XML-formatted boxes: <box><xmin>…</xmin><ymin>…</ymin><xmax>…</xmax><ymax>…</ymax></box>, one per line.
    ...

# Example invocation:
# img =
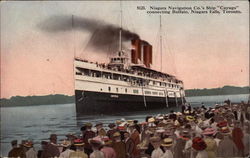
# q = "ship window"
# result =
<box><xmin>108</xmin><ymin>87</ymin><xmax>111</xmax><ymax>91</ymax></box>
<box><xmin>159</xmin><ymin>82</ymin><xmax>162</xmax><ymax>86</ymax></box>
<box><xmin>116</xmin><ymin>88</ymin><xmax>119</xmax><ymax>92</ymax></box>
<box><xmin>76</xmin><ymin>72</ymin><xmax>82</xmax><ymax>75</ymax></box>
<box><xmin>159</xmin><ymin>92</ymin><xmax>164</xmax><ymax>96</ymax></box>
<box><xmin>125</xmin><ymin>88</ymin><xmax>127</xmax><ymax>93</ymax></box>
<box><xmin>145</xmin><ymin>91</ymin><xmax>151</xmax><ymax>95</ymax></box>
<box><xmin>123</xmin><ymin>76</ymin><xmax>128</xmax><ymax>81</ymax></box>
<box><xmin>96</xmin><ymin>72</ymin><xmax>101</xmax><ymax>77</ymax></box>
<box><xmin>100</xmin><ymin>88</ymin><xmax>103</xmax><ymax>91</ymax></box>
<box><xmin>152</xmin><ymin>92</ymin><xmax>158</xmax><ymax>95</ymax></box>
<box><xmin>113</xmin><ymin>74</ymin><xmax>121</xmax><ymax>80</ymax></box>
<box><xmin>133</xmin><ymin>89</ymin><xmax>139</xmax><ymax>94</ymax></box>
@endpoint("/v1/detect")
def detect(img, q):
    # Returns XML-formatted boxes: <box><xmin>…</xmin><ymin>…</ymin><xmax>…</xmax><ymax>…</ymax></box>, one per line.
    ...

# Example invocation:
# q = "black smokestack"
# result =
<box><xmin>38</xmin><ymin>15</ymin><xmax>141</xmax><ymax>52</ymax></box>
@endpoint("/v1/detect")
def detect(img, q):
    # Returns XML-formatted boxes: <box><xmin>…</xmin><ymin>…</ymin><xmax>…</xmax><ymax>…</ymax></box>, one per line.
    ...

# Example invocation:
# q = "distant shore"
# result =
<box><xmin>0</xmin><ymin>94</ymin><xmax>74</xmax><ymax>107</ymax></box>
<box><xmin>0</xmin><ymin>86</ymin><xmax>249</xmax><ymax>107</ymax></box>
<box><xmin>185</xmin><ymin>85</ymin><xmax>249</xmax><ymax>97</ymax></box>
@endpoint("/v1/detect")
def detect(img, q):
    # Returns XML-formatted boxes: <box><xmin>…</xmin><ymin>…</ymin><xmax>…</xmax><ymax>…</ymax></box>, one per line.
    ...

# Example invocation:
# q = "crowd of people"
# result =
<box><xmin>8</xmin><ymin>100</ymin><xmax>250</xmax><ymax>158</ymax></box>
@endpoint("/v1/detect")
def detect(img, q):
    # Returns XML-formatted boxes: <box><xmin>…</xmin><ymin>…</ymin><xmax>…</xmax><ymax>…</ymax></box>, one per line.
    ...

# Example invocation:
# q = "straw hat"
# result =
<box><xmin>116</xmin><ymin>120</ymin><xmax>122</xmax><ymax>125</ymax></box>
<box><xmin>74</xmin><ymin>139</ymin><xmax>84</xmax><ymax>146</ymax></box>
<box><xmin>148</xmin><ymin>117</ymin><xmax>155</xmax><ymax>123</ymax></box>
<box><xmin>60</xmin><ymin>140</ymin><xmax>71</xmax><ymax>147</ymax></box>
<box><xmin>202</xmin><ymin>127</ymin><xmax>216</xmax><ymax>136</ymax></box>
<box><xmin>85</xmin><ymin>122</ymin><xmax>92</xmax><ymax>127</ymax></box>
<box><xmin>220</xmin><ymin>126</ymin><xmax>231</xmax><ymax>134</ymax></box>
<box><xmin>186</xmin><ymin>115</ymin><xmax>195</xmax><ymax>121</ymax></box>
<box><xmin>175</xmin><ymin>112</ymin><xmax>182</xmax><ymax>116</ymax></box>
<box><xmin>174</xmin><ymin>121</ymin><xmax>180</xmax><ymax>127</ymax></box>
<box><xmin>127</xmin><ymin>120</ymin><xmax>134</xmax><ymax>124</ymax></box>
<box><xmin>23</xmin><ymin>141</ymin><xmax>33</xmax><ymax>148</ymax></box>
<box><xmin>121</xmin><ymin>118</ymin><xmax>126</xmax><ymax>122</ymax></box>
<box><xmin>181</xmin><ymin>129</ymin><xmax>190</xmax><ymax>136</ymax></box>
<box><xmin>102</xmin><ymin>137</ymin><xmax>112</xmax><ymax>145</ymax></box>
<box><xmin>217</xmin><ymin>121</ymin><xmax>228</xmax><ymax>128</ymax></box>
<box><xmin>149</xmin><ymin>136</ymin><xmax>161</xmax><ymax>143</ymax></box>
<box><xmin>89</xmin><ymin>139</ymin><xmax>102</xmax><ymax>145</ymax></box>
<box><xmin>161</xmin><ymin>138</ymin><xmax>173</xmax><ymax>147</ymax></box>
<box><xmin>113</xmin><ymin>132</ymin><xmax>121</xmax><ymax>137</ymax></box>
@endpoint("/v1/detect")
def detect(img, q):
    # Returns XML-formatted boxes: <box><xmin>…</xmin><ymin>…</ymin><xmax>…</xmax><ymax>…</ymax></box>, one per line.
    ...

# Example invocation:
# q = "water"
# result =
<box><xmin>0</xmin><ymin>94</ymin><xmax>249</xmax><ymax>156</ymax></box>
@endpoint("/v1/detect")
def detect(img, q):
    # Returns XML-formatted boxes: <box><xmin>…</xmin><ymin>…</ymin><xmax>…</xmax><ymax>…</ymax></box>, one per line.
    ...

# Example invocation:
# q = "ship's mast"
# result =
<box><xmin>119</xmin><ymin>1</ymin><xmax>123</xmax><ymax>52</ymax></box>
<box><xmin>160</xmin><ymin>15</ymin><xmax>163</xmax><ymax>72</ymax></box>
<box><xmin>72</xmin><ymin>15</ymin><xmax>76</xmax><ymax>57</ymax></box>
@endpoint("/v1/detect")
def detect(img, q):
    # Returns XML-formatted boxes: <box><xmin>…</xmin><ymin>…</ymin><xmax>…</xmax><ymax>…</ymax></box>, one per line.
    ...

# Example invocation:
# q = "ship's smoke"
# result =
<box><xmin>38</xmin><ymin>15</ymin><xmax>141</xmax><ymax>52</ymax></box>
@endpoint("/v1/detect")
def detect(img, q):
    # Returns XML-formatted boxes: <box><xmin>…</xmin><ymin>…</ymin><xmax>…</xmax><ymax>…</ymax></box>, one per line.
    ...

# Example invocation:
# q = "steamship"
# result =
<box><xmin>74</xmin><ymin>38</ymin><xmax>185</xmax><ymax>114</ymax></box>
<box><xmin>74</xmin><ymin>8</ymin><xmax>186</xmax><ymax>114</ymax></box>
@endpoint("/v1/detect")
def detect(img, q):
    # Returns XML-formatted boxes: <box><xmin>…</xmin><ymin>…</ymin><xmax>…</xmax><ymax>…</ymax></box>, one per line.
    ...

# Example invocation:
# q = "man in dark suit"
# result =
<box><xmin>8</xmin><ymin>140</ymin><xmax>26</xmax><ymax>158</ymax></box>
<box><xmin>95</xmin><ymin>122</ymin><xmax>106</xmax><ymax>137</ymax></box>
<box><xmin>107</xmin><ymin>123</ymin><xmax>119</xmax><ymax>141</ymax></box>
<box><xmin>41</xmin><ymin>134</ymin><xmax>60</xmax><ymax>158</ymax></box>
<box><xmin>129</xmin><ymin>124</ymin><xmax>140</xmax><ymax>158</ymax></box>
<box><xmin>82</xmin><ymin>123</ymin><xmax>96</xmax><ymax>156</ymax></box>
<box><xmin>124</xmin><ymin>131</ymin><xmax>135</xmax><ymax>158</ymax></box>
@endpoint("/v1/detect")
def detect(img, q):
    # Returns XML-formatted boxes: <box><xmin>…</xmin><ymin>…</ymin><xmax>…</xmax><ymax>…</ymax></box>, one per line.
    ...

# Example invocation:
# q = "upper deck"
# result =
<box><xmin>74</xmin><ymin>58</ymin><xmax>184</xmax><ymax>89</ymax></box>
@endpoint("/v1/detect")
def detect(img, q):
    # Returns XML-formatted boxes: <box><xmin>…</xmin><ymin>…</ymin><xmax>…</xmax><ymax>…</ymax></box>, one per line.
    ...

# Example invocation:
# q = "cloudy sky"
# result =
<box><xmin>1</xmin><ymin>1</ymin><xmax>249</xmax><ymax>98</ymax></box>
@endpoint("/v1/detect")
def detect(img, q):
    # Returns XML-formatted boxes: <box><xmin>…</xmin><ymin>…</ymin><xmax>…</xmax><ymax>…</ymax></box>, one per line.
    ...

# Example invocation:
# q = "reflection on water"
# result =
<box><xmin>0</xmin><ymin>94</ymin><xmax>249</xmax><ymax>156</ymax></box>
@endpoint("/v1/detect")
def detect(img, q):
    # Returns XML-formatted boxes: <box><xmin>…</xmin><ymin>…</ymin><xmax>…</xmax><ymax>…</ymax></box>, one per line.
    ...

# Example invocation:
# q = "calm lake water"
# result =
<box><xmin>0</xmin><ymin>94</ymin><xmax>249</xmax><ymax>156</ymax></box>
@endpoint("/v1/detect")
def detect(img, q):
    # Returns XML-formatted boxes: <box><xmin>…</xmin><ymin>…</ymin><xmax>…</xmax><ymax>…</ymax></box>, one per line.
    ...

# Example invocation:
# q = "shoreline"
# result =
<box><xmin>0</xmin><ymin>93</ymin><xmax>250</xmax><ymax>108</ymax></box>
<box><xmin>1</xmin><ymin>93</ymin><xmax>249</xmax><ymax>108</ymax></box>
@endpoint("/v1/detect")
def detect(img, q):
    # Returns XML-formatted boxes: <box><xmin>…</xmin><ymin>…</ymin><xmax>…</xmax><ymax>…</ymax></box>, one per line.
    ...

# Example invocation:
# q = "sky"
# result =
<box><xmin>1</xmin><ymin>1</ymin><xmax>249</xmax><ymax>99</ymax></box>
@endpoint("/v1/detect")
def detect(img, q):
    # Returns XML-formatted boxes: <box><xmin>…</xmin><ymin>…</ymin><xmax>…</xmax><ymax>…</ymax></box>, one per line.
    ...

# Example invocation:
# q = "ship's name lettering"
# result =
<box><xmin>110</xmin><ymin>95</ymin><xmax>119</xmax><ymax>98</ymax></box>
<box><xmin>218</xmin><ymin>6</ymin><xmax>238</xmax><ymax>10</ymax></box>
